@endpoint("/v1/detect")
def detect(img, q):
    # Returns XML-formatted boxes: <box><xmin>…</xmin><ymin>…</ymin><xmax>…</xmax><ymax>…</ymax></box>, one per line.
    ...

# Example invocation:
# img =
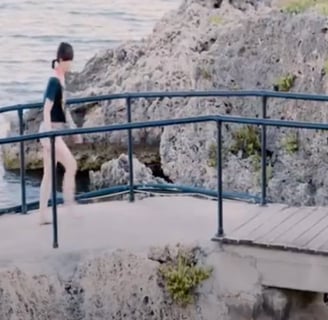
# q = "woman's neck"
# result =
<box><xmin>54</xmin><ymin>67</ymin><xmax>65</xmax><ymax>86</ymax></box>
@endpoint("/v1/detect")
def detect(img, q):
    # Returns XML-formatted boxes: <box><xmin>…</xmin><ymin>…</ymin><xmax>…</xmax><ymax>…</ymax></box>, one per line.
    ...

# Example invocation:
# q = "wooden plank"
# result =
<box><xmin>254</xmin><ymin>207</ymin><xmax>314</xmax><ymax>243</ymax></box>
<box><xmin>294</xmin><ymin>209</ymin><xmax>328</xmax><ymax>250</ymax></box>
<box><xmin>261</xmin><ymin>208</ymin><xmax>326</xmax><ymax>247</ymax></box>
<box><xmin>227</xmin><ymin>210</ymin><xmax>274</xmax><ymax>239</ymax></box>
<box><xmin>228</xmin><ymin>210</ymin><xmax>263</xmax><ymax>236</ymax></box>
<box><xmin>228</xmin><ymin>205</ymin><xmax>291</xmax><ymax>240</ymax></box>
<box><xmin>221</xmin><ymin>203</ymin><xmax>328</xmax><ymax>255</ymax></box>
<box><xmin>316</xmin><ymin>233</ymin><xmax>328</xmax><ymax>252</ymax></box>
<box><xmin>252</xmin><ymin>208</ymin><xmax>300</xmax><ymax>244</ymax></box>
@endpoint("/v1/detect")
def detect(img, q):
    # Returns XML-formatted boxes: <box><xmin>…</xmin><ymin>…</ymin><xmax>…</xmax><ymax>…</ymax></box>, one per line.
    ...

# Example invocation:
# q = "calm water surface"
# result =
<box><xmin>0</xmin><ymin>0</ymin><xmax>178</xmax><ymax>208</ymax></box>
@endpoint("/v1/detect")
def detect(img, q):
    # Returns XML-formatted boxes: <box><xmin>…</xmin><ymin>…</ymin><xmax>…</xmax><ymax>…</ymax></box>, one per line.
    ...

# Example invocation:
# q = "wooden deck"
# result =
<box><xmin>217</xmin><ymin>205</ymin><xmax>328</xmax><ymax>255</ymax></box>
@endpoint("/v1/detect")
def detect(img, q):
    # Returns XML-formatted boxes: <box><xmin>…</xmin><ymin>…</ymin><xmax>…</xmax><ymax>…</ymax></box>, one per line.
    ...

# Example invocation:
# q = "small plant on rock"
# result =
<box><xmin>230</xmin><ymin>125</ymin><xmax>261</xmax><ymax>158</ymax></box>
<box><xmin>209</xmin><ymin>15</ymin><xmax>224</xmax><ymax>25</ymax></box>
<box><xmin>282</xmin><ymin>0</ymin><xmax>314</xmax><ymax>14</ymax></box>
<box><xmin>273</xmin><ymin>74</ymin><xmax>296</xmax><ymax>92</ymax></box>
<box><xmin>281</xmin><ymin>0</ymin><xmax>328</xmax><ymax>15</ymax></box>
<box><xmin>250</xmin><ymin>153</ymin><xmax>261</xmax><ymax>171</ymax></box>
<box><xmin>159</xmin><ymin>252</ymin><xmax>212</xmax><ymax>306</ymax></box>
<box><xmin>207</xmin><ymin>143</ymin><xmax>217</xmax><ymax>167</ymax></box>
<box><xmin>322</xmin><ymin>59</ymin><xmax>328</xmax><ymax>76</ymax></box>
<box><xmin>208</xmin><ymin>143</ymin><xmax>229</xmax><ymax>167</ymax></box>
<box><xmin>282</xmin><ymin>132</ymin><xmax>299</xmax><ymax>154</ymax></box>
<box><xmin>201</xmin><ymin>68</ymin><xmax>212</xmax><ymax>80</ymax></box>
<box><xmin>317</xmin><ymin>2</ymin><xmax>328</xmax><ymax>15</ymax></box>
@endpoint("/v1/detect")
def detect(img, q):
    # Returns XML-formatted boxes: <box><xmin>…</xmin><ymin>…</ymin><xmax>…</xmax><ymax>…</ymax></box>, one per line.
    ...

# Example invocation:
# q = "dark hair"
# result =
<box><xmin>51</xmin><ymin>42</ymin><xmax>74</xmax><ymax>69</ymax></box>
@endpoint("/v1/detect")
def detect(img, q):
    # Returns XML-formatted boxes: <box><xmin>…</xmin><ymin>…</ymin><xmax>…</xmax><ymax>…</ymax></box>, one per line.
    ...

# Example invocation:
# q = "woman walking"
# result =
<box><xmin>39</xmin><ymin>42</ymin><xmax>82</xmax><ymax>225</ymax></box>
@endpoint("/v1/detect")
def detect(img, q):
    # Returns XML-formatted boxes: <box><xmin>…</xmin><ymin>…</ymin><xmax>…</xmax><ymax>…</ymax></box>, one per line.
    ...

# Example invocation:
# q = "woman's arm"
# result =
<box><xmin>65</xmin><ymin>108</ymin><xmax>76</xmax><ymax>129</ymax></box>
<box><xmin>43</xmin><ymin>78</ymin><xmax>58</xmax><ymax>130</ymax></box>
<box><xmin>43</xmin><ymin>98</ymin><xmax>54</xmax><ymax>130</ymax></box>
<box><xmin>65</xmin><ymin>108</ymin><xmax>83</xmax><ymax>144</ymax></box>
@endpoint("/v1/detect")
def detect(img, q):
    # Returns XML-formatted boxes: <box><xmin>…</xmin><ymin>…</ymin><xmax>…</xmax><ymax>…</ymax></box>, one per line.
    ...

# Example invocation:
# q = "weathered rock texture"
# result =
<box><xmin>89</xmin><ymin>153</ymin><xmax>166</xmax><ymax>190</ymax></box>
<box><xmin>0</xmin><ymin>244</ymin><xmax>327</xmax><ymax>320</ymax></box>
<box><xmin>3</xmin><ymin>0</ymin><xmax>328</xmax><ymax>205</ymax></box>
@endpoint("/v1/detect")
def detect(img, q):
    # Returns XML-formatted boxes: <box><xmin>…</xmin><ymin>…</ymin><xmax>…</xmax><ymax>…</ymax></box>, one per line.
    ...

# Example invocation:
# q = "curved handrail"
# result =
<box><xmin>1</xmin><ymin>114</ymin><xmax>328</xmax><ymax>145</ymax></box>
<box><xmin>2</xmin><ymin>89</ymin><xmax>328</xmax><ymax>114</ymax></box>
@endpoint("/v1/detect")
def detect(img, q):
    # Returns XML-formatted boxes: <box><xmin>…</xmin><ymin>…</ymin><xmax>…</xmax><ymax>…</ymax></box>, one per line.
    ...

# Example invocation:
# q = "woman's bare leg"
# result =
<box><xmin>39</xmin><ymin>136</ymin><xmax>77</xmax><ymax>224</ymax></box>
<box><xmin>55</xmin><ymin>137</ymin><xmax>77</xmax><ymax>206</ymax></box>
<box><xmin>39</xmin><ymin>142</ymin><xmax>52</xmax><ymax>225</ymax></box>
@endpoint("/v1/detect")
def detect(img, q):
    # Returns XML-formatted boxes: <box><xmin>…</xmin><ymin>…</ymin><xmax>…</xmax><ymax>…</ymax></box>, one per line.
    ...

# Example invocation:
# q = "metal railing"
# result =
<box><xmin>1</xmin><ymin>90</ymin><xmax>328</xmax><ymax>248</ymax></box>
<box><xmin>3</xmin><ymin>90</ymin><xmax>328</xmax><ymax>215</ymax></box>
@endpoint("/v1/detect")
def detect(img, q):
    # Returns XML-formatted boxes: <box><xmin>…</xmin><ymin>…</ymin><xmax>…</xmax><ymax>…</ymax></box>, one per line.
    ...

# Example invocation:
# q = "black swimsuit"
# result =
<box><xmin>44</xmin><ymin>77</ymin><xmax>66</xmax><ymax>123</ymax></box>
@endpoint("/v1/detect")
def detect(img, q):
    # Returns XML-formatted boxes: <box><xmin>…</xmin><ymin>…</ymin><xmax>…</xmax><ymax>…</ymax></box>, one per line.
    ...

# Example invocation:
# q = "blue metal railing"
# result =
<box><xmin>2</xmin><ymin>114</ymin><xmax>328</xmax><ymax>247</ymax></box>
<box><xmin>2</xmin><ymin>90</ymin><xmax>328</xmax><ymax>248</ymax></box>
<box><xmin>4</xmin><ymin>89</ymin><xmax>328</xmax><ymax>216</ymax></box>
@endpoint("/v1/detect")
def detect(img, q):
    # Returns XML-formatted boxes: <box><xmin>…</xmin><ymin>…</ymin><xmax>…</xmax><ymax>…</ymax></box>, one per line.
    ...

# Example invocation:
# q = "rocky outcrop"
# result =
<box><xmin>0</xmin><ymin>250</ymin><xmax>193</xmax><ymax>320</ymax></box>
<box><xmin>3</xmin><ymin>0</ymin><xmax>328</xmax><ymax>205</ymax></box>
<box><xmin>89</xmin><ymin>153</ymin><xmax>166</xmax><ymax>190</ymax></box>
<box><xmin>0</xmin><ymin>244</ymin><xmax>327</xmax><ymax>320</ymax></box>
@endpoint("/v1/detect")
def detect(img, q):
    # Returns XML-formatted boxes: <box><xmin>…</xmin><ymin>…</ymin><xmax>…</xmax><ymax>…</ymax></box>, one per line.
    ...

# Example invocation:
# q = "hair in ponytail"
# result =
<box><xmin>51</xmin><ymin>59</ymin><xmax>58</xmax><ymax>69</ymax></box>
<box><xmin>51</xmin><ymin>42</ymin><xmax>74</xmax><ymax>69</ymax></box>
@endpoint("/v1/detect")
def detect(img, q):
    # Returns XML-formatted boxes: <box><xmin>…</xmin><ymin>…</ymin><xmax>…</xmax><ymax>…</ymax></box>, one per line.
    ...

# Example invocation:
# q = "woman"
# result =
<box><xmin>39</xmin><ymin>42</ymin><xmax>82</xmax><ymax>225</ymax></box>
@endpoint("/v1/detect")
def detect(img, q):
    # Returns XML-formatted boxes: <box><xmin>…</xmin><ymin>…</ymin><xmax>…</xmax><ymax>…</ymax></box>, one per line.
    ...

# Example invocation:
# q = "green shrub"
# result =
<box><xmin>251</xmin><ymin>154</ymin><xmax>261</xmax><ymax>171</ymax></box>
<box><xmin>208</xmin><ymin>143</ymin><xmax>217</xmax><ymax>167</ymax></box>
<box><xmin>209</xmin><ymin>15</ymin><xmax>224</xmax><ymax>25</ymax></box>
<box><xmin>317</xmin><ymin>2</ymin><xmax>328</xmax><ymax>15</ymax></box>
<box><xmin>322</xmin><ymin>59</ymin><xmax>328</xmax><ymax>76</ymax></box>
<box><xmin>273</xmin><ymin>74</ymin><xmax>296</xmax><ymax>92</ymax></box>
<box><xmin>282</xmin><ymin>0</ymin><xmax>328</xmax><ymax>15</ymax></box>
<box><xmin>282</xmin><ymin>0</ymin><xmax>315</xmax><ymax>14</ymax></box>
<box><xmin>282</xmin><ymin>132</ymin><xmax>299</xmax><ymax>154</ymax></box>
<box><xmin>159</xmin><ymin>253</ymin><xmax>213</xmax><ymax>306</ymax></box>
<box><xmin>201</xmin><ymin>69</ymin><xmax>212</xmax><ymax>80</ymax></box>
<box><xmin>230</xmin><ymin>125</ymin><xmax>261</xmax><ymax>158</ymax></box>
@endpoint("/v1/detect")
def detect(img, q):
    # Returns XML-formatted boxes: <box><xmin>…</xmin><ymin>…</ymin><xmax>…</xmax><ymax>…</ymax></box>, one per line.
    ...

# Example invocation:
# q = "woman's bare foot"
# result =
<box><xmin>39</xmin><ymin>213</ymin><xmax>52</xmax><ymax>225</ymax></box>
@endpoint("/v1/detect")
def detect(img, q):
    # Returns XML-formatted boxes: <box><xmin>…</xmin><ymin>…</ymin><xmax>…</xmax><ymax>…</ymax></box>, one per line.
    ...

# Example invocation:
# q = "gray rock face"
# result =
<box><xmin>4</xmin><ymin>0</ymin><xmax>328</xmax><ymax>205</ymax></box>
<box><xmin>0</xmin><ymin>251</ymin><xmax>194</xmax><ymax>320</ymax></box>
<box><xmin>0</xmin><ymin>246</ymin><xmax>327</xmax><ymax>320</ymax></box>
<box><xmin>89</xmin><ymin>153</ymin><xmax>166</xmax><ymax>189</ymax></box>
<box><xmin>157</xmin><ymin>1</ymin><xmax>328</xmax><ymax>206</ymax></box>
<box><xmin>61</xmin><ymin>0</ymin><xmax>328</xmax><ymax>206</ymax></box>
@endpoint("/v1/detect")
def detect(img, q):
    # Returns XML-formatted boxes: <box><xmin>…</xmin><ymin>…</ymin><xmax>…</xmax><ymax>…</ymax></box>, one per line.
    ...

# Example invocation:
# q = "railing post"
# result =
<box><xmin>50</xmin><ymin>136</ymin><xmax>58</xmax><ymax>248</ymax></box>
<box><xmin>216</xmin><ymin>120</ymin><xmax>224</xmax><ymax>237</ymax></box>
<box><xmin>126</xmin><ymin>97</ymin><xmax>134</xmax><ymax>202</ymax></box>
<box><xmin>18</xmin><ymin>109</ymin><xmax>27</xmax><ymax>214</ymax></box>
<box><xmin>261</xmin><ymin>96</ymin><xmax>268</xmax><ymax>206</ymax></box>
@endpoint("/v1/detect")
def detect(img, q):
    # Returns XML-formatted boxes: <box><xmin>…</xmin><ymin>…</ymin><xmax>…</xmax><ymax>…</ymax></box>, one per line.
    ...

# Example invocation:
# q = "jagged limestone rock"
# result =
<box><xmin>0</xmin><ymin>247</ymin><xmax>327</xmax><ymax>320</ymax></box>
<box><xmin>89</xmin><ymin>154</ymin><xmax>166</xmax><ymax>190</ymax></box>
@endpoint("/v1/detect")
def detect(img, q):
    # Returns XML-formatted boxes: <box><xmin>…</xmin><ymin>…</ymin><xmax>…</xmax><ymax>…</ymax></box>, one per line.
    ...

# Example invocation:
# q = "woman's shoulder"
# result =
<box><xmin>47</xmin><ymin>76</ymin><xmax>61</xmax><ymax>86</ymax></box>
<box><xmin>45</xmin><ymin>76</ymin><xmax>62</xmax><ymax>92</ymax></box>
<box><xmin>44</xmin><ymin>76</ymin><xmax>62</xmax><ymax>100</ymax></box>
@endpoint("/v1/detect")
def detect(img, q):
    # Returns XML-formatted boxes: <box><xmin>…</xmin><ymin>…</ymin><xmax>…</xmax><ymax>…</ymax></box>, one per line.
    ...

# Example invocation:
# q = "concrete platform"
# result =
<box><xmin>0</xmin><ymin>196</ymin><xmax>261</xmax><ymax>269</ymax></box>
